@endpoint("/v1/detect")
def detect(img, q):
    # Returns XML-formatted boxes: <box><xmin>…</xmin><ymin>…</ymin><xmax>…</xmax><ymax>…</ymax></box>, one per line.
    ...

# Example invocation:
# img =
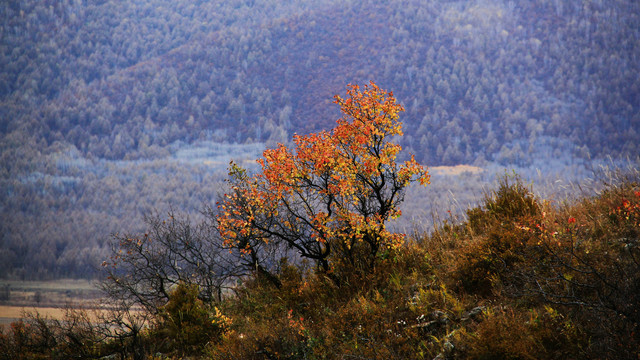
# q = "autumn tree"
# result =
<box><xmin>217</xmin><ymin>82</ymin><xmax>430</xmax><ymax>283</ymax></box>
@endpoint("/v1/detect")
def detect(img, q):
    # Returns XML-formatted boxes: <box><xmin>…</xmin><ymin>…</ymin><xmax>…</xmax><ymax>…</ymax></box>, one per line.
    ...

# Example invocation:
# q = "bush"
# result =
<box><xmin>153</xmin><ymin>282</ymin><xmax>231</xmax><ymax>357</ymax></box>
<box><xmin>459</xmin><ymin>306</ymin><xmax>585</xmax><ymax>359</ymax></box>
<box><xmin>454</xmin><ymin>174</ymin><xmax>543</xmax><ymax>296</ymax></box>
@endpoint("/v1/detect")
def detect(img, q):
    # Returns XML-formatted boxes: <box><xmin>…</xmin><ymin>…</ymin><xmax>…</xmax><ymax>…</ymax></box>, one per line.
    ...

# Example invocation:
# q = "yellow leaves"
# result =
<box><xmin>390</xmin><ymin>209</ymin><xmax>402</xmax><ymax>220</ymax></box>
<box><xmin>212</xmin><ymin>306</ymin><xmax>232</xmax><ymax>328</ymax></box>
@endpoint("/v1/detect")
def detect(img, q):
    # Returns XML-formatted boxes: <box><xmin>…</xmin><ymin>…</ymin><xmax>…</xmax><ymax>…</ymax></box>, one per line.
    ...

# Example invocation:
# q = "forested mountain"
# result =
<box><xmin>1</xmin><ymin>0</ymin><xmax>639</xmax><ymax>279</ymax></box>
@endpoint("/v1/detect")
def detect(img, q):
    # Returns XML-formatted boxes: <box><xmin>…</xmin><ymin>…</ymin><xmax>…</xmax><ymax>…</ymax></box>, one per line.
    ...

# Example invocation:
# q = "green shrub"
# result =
<box><xmin>154</xmin><ymin>282</ymin><xmax>230</xmax><ymax>357</ymax></box>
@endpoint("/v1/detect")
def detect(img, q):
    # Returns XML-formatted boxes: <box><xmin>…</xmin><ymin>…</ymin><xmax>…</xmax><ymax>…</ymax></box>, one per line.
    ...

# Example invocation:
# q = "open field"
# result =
<box><xmin>0</xmin><ymin>279</ymin><xmax>103</xmax><ymax>328</ymax></box>
<box><xmin>0</xmin><ymin>306</ymin><xmax>69</xmax><ymax>327</ymax></box>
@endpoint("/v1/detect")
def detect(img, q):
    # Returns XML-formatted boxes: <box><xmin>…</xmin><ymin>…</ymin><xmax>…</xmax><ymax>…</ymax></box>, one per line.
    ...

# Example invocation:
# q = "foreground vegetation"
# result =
<box><xmin>1</xmin><ymin>83</ymin><xmax>639</xmax><ymax>359</ymax></box>
<box><xmin>2</xmin><ymin>170</ymin><xmax>638</xmax><ymax>359</ymax></box>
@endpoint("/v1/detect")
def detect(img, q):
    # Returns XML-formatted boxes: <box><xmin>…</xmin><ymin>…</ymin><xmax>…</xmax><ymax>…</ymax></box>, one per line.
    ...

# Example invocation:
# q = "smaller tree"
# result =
<box><xmin>101</xmin><ymin>211</ymin><xmax>243</xmax><ymax>314</ymax></box>
<box><xmin>97</xmin><ymin>211</ymin><xmax>244</xmax><ymax>359</ymax></box>
<box><xmin>217</xmin><ymin>82</ymin><xmax>430</xmax><ymax>282</ymax></box>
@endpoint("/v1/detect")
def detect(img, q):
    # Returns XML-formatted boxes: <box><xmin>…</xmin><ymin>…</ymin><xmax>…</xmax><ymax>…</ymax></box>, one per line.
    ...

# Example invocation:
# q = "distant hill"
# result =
<box><xmin>2</xmin><ymin>0</ymin><xmax>639</xmax><ymax>164</ymax></box>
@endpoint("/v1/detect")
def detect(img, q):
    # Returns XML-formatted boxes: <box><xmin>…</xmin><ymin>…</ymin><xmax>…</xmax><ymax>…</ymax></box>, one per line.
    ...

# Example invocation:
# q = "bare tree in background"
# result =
<box><xmin>100</xmin><ymin>210</ymin><xmax>245</xmax><ymax>314</ymax></box>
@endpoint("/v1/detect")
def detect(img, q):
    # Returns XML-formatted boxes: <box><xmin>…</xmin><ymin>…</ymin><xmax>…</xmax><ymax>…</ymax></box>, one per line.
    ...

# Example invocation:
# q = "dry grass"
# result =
<box><xmin>0</xmin><ymin>306</ymin><xmax>68</xmax><ymax>327</ymax></box>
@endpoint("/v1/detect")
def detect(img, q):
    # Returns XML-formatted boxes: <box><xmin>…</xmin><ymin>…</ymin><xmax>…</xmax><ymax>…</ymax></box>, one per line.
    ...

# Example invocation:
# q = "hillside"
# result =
<box><xmin>2</xmin><ymin>171</ymin><xmax>639</xmax><ymax>359</ymax></box>
<box><xmin>3</xmin><ymin>0</ymin><xmax>638</xmax><ymax>163</ymax></box>
<box><xmin>1</xmin><ymin>0</ymin><xmax>639</xmax><ymax>279</ymax></box>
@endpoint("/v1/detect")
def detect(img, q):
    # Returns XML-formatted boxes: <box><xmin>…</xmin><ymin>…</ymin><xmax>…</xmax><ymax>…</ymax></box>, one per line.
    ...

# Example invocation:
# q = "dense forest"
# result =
<box><xmin>1</xmin><ymin>0</ymin><xmax>639</xmax><ymax>279</ymax></box>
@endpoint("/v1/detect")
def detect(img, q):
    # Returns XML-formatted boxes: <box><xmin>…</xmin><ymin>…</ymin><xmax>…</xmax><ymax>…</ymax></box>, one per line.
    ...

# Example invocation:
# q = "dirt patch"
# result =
<box><xmin>430</xmin><ymin>165</ymin><xmax>484</xmax><ymax>176</ymax></box>
<box><xmin>0</xmin><ymin>305</ymin><xmax>67</xmax><ymax>320</ymax></box>
<box><xmin>0</xmin><ymin>306</ymin><xmax>72</xmax><ymax>328</ymax></box>
<box><xmin>0</xmin><ymin>305</ymin><xmax>118</xmax><ymax>330</ymax></box>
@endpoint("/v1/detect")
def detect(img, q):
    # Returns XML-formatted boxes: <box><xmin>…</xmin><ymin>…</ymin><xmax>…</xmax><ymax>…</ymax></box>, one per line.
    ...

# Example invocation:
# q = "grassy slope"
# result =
<box><xmin>1</xmin><ymin>170</ymin><xmax>638</xmax><ymax>359</ymax></box>
<box><xmin>206</xmin><ymin>171</ymin><xmax>640</xmax><ymax>359</ymax></box>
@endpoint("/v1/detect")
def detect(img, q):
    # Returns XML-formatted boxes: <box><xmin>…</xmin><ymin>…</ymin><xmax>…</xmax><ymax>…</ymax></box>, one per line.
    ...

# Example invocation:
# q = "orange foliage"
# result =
<box><xmin>217</xmin><ymin>82</ymin><xmax>429</xmax><ymax>273</ymax></box>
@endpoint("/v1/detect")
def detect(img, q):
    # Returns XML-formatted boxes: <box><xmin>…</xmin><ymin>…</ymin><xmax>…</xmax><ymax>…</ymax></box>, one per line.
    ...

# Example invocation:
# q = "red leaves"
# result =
<box><xmin>610</xmin><ymin>191</ymin><xmax>640</xmax><ymax>228</ymax></box>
